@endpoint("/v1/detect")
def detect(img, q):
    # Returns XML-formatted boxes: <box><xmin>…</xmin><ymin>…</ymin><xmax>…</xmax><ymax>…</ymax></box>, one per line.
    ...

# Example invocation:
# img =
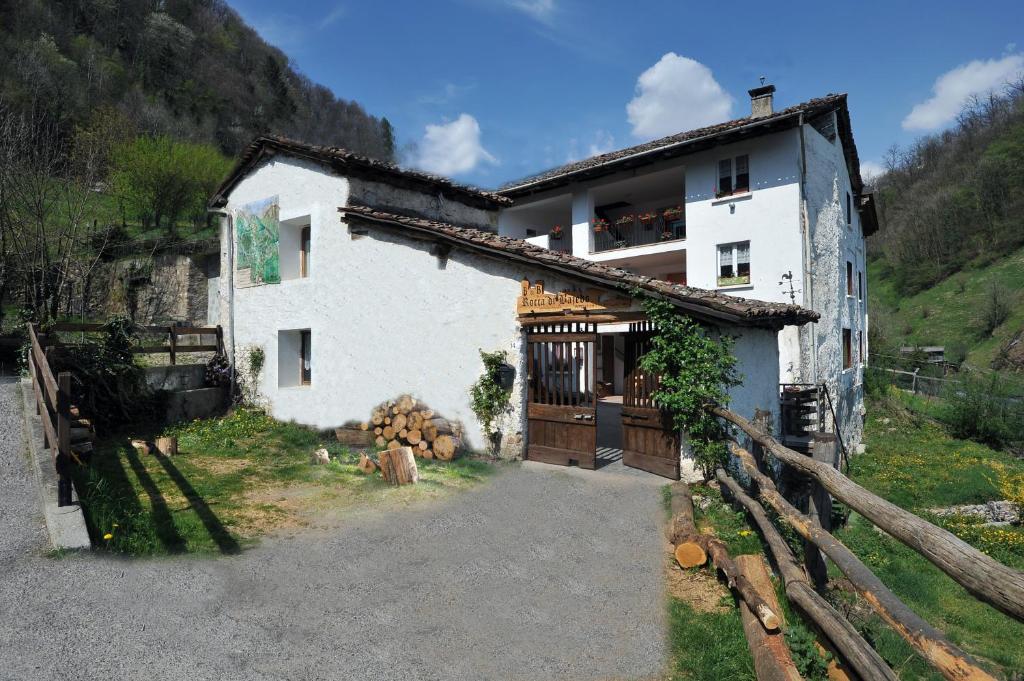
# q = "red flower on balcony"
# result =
<box><xmin>592</xmin><ymin>218</ymin><xmax>608</xmax><ymax>233</ymax></box>
<box><xmin>549</xmin><ymin>225</ymin><xmax>563</xmax><ymax>239</ymax></box>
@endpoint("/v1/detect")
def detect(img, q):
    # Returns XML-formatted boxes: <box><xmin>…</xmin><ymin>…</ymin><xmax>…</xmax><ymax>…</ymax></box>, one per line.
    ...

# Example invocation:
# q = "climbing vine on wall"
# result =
<box><xmin>639</xmin><ymin>296</ymin><xmax>740</xmax><ymax>478</ymax></box>
<box><xmin>469</xmin><ymin>349</ymin><xmax>512</xmax><ymax>438</ymax></box>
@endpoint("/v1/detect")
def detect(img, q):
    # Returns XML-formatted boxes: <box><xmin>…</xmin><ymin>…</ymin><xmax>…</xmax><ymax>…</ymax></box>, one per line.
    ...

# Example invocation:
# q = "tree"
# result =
<box><xmin>0</xmin><ymin>104</ymin><xmax>116</xmax><ymax>323</ymax></box>
<box><xmin>110</xmin><ymin>135</ymin><xmax>231</xmax><ymax>233</ymax></box>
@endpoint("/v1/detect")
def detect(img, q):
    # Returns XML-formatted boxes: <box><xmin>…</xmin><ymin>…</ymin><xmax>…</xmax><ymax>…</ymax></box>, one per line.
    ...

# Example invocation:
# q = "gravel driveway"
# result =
<box><xmin>0</xmin><ymin>377</ymin><xmax>669</xmax><ymax>681</ymax></box>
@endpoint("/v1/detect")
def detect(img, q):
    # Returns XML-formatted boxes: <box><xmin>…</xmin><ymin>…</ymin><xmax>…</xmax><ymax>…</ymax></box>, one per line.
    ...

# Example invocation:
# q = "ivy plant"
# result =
<box><xmin>638</xmin><ymin>296</ymin><xmax>740</xmax><ymax>478</ymax></box>
<box><xmin>469</xmin><ymin>349</ymin><xmax>512</xmax><ymax>438</ymax></box>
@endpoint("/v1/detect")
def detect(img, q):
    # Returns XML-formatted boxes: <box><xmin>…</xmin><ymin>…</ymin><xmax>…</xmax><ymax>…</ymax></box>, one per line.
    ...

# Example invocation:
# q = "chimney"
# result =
<box><xmin>748</xmin><ymin>83</ymin><xmax>776</xmax><ymax>118</ymax></box>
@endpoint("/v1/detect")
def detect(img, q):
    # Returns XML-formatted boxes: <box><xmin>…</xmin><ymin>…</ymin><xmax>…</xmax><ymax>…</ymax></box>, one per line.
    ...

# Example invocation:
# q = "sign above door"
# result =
<box><xmin>517</xmin><ymin>279</ymin><xmax>632</xmax><ymax>316</ymax></box>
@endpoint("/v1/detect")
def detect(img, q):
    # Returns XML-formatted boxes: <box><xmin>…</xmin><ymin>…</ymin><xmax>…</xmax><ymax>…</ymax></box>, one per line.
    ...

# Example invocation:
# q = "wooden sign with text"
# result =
<box><xmin>517</xmin><ymin>279</ymin><xmax>631</xmax><ymax>315</ymax></box>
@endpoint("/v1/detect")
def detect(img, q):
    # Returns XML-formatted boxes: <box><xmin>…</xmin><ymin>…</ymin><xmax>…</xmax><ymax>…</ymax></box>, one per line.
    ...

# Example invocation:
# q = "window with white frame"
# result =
<box><xmin>717</xmin><ymin>241</ymin><xmax>751</xmax><ymax>286</ymax></box>
<box><xmin>846</xmin><ymin>261</ymin><xmax>854</xmax><ymax>296</ymax></box>
<box><xmin>845</xmin><ymin>192</ymin><xmax>852</xmax><ymax>226</ymax></box>
<box><xmin>717</xmin><ymin>154</ymin><xmax>750</xmax><ymax>197</ymax></box>
<box><xmin>842</xmin><ymin>328</ymin><xmax>852</xmax><ymax>370</ymax></box>
<box><xmin>279</xmin><ymin>216</ymin><xmax>312</xmax><ymax>281</ymax></box>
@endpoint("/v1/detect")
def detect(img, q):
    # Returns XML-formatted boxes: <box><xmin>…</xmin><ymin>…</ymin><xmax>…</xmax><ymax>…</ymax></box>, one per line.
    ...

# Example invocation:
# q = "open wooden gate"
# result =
<box><xmin>525</xmin><ymin>321</ymin><xmax>597</xmax><ymax>469</ymax></box>
<box><xmin>622</xmin><ymin>320</ymin><xmax>680</xmax><ymax>479</ymax></box>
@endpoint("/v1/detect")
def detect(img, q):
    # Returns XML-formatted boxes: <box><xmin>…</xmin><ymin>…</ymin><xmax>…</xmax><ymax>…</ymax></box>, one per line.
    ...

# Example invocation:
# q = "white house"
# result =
<box><xmin>496</xmin><ymin>86</ymin><xmax>877</xmax><ymax>453</ymax></box>
<box><xmin>207</xmin><ymin>136</ymin><xmax>817</xmax><ymax>480</ymax></box>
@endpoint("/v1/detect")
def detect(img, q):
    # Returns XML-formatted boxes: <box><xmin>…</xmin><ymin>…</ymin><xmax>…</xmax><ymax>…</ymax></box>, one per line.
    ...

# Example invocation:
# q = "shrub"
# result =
<box><xmin>469</xmin><ymin>349</ymin><xmax>512</xmax><ymax>439</ymax></box>
<box><xmin>980</xmin><ymin>283</ymin><xmax>1011</xmax><ymax>337</ymax></box>
<box><xmin>939</xmin><ymin>373</ymin><xmax>1024</xmax><ymax>451</ymax></box>
<box><xmin>639</xmin><ymin>297</ymin><xmax>740</xmax><ymax>478</ymax></box>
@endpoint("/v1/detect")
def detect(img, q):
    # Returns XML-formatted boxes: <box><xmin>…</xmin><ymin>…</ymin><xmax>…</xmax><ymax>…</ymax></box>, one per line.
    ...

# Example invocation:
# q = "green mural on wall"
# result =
<box><xmin>235</xmin><ymin>196</ymin><xmax>281</xmax><ymax>285</ymax></box>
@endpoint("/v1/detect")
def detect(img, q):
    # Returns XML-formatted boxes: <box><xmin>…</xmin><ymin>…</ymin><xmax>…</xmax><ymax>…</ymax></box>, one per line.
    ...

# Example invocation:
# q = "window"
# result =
<box><xmin>842</xmin><ymin>328</ymin><xmax>852</xmax><ymax>369</ymax></box>
<box><xmin>300</xmin><ymin>225</ymin><xmax>311</xmax><ymax>278</ymax></box>
<box><xmin>857</xmin><ymin>271</ymin><xmax>863</xmax><ymax>301</ymax></box>
<box><xmin>717</xmin><ymin>154</ymin><xmax>750</xmax><ymax>197</ymax></box>
<box><xmin>846</xmin><ymin>261</ymin><xmax>854</xmax><ymax>296</ymax></box>
<box><xmin>278</xmin><ymin>329</ymin><xmax>311</xmax><ymax>388</ymax></box>
<box><xmin>845</xmin><ymin>192</ymin><xmax>852</xmax><ymax>226</ymax></box>
<box><xmin>717</xmin><ymin>241</ymin><xmax>751</xmax><ymax>286</ymax></box>
<box><xmin>280</xmin><ymin>217</ymin><xmax>311</xmax><ymax>281</ymax></box>
<box><xmin>858</xmin><ymin>330</ymin><xmax>864</xmax><ymax>365</ymax></box>
<box><xmin>525</xmin><ymin>228</ymin><xmax>538</xmax><ymax>237</ymax></box>
<box><xmin>300</xmin><ymin>330</ymin><xmax>312</xmax><ymax>385</ymax></box>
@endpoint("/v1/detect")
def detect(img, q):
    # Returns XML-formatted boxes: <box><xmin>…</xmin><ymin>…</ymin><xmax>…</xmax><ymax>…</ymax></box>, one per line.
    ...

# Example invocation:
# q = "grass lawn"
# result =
<box><xmin>835</xmin><ymin>393</ymin><xmax>1024</xmax><ymax>678</ymax></box>
<box><xmin>74</xmin><ymin>408</ymin><xmax>496</xmax><ymax>556</ymax></box>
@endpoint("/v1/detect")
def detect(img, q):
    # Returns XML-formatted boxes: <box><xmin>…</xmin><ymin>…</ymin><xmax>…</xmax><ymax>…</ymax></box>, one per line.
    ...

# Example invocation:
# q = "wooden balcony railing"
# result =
<box><xmin>592</xmin><ymin>214</ymin><xmax>685</xmax><ymax>253</ymax></box>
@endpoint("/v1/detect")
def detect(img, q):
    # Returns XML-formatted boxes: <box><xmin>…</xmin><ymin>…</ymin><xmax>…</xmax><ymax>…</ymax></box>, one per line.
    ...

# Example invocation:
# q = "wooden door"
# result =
<box><xmin>526</xmin><ymin>322</ymin><xmax>597</xmax><ymax>469</ymax></box>
<box><xmin>622</xmin><ymin>321</ymin><xmax>680</xmax><ymax>479</ymax></box>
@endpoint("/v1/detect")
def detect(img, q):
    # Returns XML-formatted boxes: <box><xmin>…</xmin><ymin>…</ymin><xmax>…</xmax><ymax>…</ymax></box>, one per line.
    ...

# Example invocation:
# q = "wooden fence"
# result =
<box><xmin>707</xmin><ymin>405</ymin><xmax>1024</xmax><ymax>681</ymax></box>
<box><xmin>26</xmin><ymin>322</ymin><xmax>224</xmax><ymax>506</ymax></box>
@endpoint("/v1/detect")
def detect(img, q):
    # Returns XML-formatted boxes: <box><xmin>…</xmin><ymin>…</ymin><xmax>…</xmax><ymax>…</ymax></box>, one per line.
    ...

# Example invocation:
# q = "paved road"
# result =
<box><xmin>0</xmin><ymin>376</ymin><xmax>668</xmax><ymax>681</ymax></box>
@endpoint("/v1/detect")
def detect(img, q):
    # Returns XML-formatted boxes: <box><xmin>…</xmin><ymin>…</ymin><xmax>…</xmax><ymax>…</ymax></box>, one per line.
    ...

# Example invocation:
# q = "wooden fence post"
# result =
<box><xmin>805</xmin><ymin>432</ymin><xmax>837</xmax><ymax>590</ymax></box>
<box><xmin>168</xmin><ymin>327</ymin><xmax>176</xmax><ymax>365</ymax></box>
<box><xmin>56</xmin><ymin>371</ymin><xmax>73</xmax><ymax>507</ymax></box>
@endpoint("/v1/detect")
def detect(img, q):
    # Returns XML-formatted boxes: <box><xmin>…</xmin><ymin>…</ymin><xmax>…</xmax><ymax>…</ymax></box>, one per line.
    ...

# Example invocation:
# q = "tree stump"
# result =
<box><xmin>379</xmin><ymin>446</ymin><xmax>418</xmax><ymax>485</ymax></box>
<box><xmin>155</xmin><ymin>436</ymin><xmax>178</xmax><ymax>456</ymax></box>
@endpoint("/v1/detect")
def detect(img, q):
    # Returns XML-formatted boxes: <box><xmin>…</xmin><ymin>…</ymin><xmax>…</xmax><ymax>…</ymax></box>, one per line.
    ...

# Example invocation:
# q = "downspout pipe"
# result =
<box><xmin>208</xmin><ymin>208</ymin><xmax>236</xmax><ymax>404</ymax></box>
<box><xmin>797</xmin><ymin>114</ymin><xmax>819</xmax><ymax>388</ymax></box>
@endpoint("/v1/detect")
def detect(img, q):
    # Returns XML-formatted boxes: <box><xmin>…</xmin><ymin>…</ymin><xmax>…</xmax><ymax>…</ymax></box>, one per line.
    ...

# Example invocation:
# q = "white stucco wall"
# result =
<box><xmin>804</xmin><ymin>122</ymin><xmax>867</xmax><ymax>448</ymax></box>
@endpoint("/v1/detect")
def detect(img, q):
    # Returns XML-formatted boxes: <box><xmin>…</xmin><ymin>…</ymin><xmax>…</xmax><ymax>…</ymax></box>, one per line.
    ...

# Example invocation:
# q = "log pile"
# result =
<box><xmin>363</xmin><ymin>395</ymin><xmax>462</xmax><ymax>461</ymax></box>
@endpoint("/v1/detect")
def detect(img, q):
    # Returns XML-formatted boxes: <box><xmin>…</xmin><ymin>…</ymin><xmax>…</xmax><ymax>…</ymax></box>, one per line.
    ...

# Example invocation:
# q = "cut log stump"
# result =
<box><xmin>155</xmin><ymin>436</ymin><xmax>178</xmax><ymax>457</ymax></box>
<box><xmin>379</xmin><ymin>446</ymin><xmax>418</xmax><ymax>485</ymax></box>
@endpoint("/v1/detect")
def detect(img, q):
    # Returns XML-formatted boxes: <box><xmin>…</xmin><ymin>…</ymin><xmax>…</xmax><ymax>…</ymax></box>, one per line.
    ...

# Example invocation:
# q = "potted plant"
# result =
<box><xmin>549</xmin><ymin>225</ymin><xmax>563</xmax><ymax>240</ymax></box>
<box><xmin>614</xmin><ymin>214</ymin><xmax>634</xmax><ymax>226</ymax></box>
<box><xmin>662</xmin><ymin>205</ymin><xmax>683</xmax><ymax>220</ymax></box>
<box><xmin>638</xmin><ymin>211</ymin><xmax>658</xmax><ymax>228</ymax></box>
<box><xmin>592</xmin><ymin>218</ymin><xmax>608</xmax><ymax>233</ymax></box>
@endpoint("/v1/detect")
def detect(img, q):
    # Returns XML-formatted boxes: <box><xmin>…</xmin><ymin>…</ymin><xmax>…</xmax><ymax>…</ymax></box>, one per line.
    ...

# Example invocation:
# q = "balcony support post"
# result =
<box><xmin>570</xmin><ymin>188</ymin><xmax>594</xmax><ymax>258</ymax></box>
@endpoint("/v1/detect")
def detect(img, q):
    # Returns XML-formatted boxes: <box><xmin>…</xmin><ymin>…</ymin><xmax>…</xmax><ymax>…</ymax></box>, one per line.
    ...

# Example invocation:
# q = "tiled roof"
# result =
<box><xmin>209</xmin><ymin>135</ymin><xmax>511</xmax><ymax>210</ymax></box>
<box><xmin>339</xmin><ymin>205</ymin><xmax>818</xmax><ymax>328</ymax></box>
<box><xmin>500</xmin><ymin>94</ymin><xmax>863</xmax><ymax>198</ymax></box>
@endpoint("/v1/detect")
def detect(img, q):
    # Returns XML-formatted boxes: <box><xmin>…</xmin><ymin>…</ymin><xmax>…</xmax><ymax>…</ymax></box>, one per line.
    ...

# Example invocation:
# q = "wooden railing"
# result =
<box><xmin>27</xmin><ymin>324</ymin><xmax>75</xmax><ymax>506</ymax></box>
<box><xmin>709</xmin><ymin>405</ymin><xmax>1024</xmax><ymax>681</ymax></box>
<box><xmin>47</xmin><ymin>323</ymin><xmax>224</xmax><ymax>364</ymax></box>
<box><xmin>26</xmin><ymin>322</ymin><xmax>225</xmax><ymax>506</ymax></box>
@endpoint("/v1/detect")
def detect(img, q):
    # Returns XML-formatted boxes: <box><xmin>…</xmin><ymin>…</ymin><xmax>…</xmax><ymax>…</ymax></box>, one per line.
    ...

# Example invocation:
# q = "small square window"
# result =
<box><xmin>301</xmin><ymin>330</ymin><xmax>312</xmax><ymax>385</ymax></box>
<box><xmin>717</xmin><ymin>241</ymin><xmax>751</xmax><ymax>286</ymax></box>
<box><xmin>842</xmin><ymin>328</ymin><xmax>852</xmax><ymax>369</ymax></box>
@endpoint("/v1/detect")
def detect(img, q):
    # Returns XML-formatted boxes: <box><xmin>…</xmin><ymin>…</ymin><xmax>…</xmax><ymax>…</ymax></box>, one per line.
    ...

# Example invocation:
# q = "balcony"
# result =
<box><xmin>592</xmin><ymin>211</ymin><xmax>685</xmax><ymax>253</ymax></box>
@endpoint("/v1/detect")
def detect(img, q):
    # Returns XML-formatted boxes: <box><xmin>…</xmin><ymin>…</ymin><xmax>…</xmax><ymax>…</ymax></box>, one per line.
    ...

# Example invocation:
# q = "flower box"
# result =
<box><xmin>549</xmin><ymin>225</ymin><xmax>563</xmax><ymax>239</ymax></box>
<box><xmin>592</xmin><ymin>218</ymin><xmax>608</xmax><ymax>233</ymax></box>
<box><xmin>614</xmin><ymin>214</ymin><xmax>634</xmax><ymax>226</ymax></box>
<box><xmin>717</xmin><ymin>275</ymin><xmax>751</xmax><ymax>287</ymax></box>
<box><xmin>662</xmin><ymin>206</ymin><xmax>683</xmax><ymax>219</ymax></box>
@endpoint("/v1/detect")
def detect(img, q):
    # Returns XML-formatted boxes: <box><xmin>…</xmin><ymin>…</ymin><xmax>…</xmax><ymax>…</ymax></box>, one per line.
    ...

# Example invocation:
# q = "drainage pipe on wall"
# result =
<box><xmin>208</xmin><ymin>208</ymin><xmax>236</xmax><ymax>403</ymax></box>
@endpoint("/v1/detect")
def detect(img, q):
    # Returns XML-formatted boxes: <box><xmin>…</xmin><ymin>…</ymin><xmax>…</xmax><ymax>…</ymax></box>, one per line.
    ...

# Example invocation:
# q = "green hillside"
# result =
<box><xmin>868</xmin><ymin>248</ymin><xmax>1024</xmax><ymax>371</ymax></box>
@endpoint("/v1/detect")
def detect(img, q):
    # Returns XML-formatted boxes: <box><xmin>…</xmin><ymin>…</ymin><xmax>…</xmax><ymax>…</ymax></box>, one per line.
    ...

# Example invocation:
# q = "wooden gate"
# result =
<box><xmin>525</xmin><ymin>321</ymin><xmax>597</xmax><ymax>469</ymax></box>
<box><xmin>622</xmin><ymin>320</ymin><xmax>680</xmax><ymax>479</ymax></box>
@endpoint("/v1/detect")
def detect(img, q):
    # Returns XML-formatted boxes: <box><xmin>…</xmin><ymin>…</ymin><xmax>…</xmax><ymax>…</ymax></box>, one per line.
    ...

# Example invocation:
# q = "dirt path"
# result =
<box><xmin>0</xmin><ymin>378</ymin><xmax>669</xmax><ymax>681</ymax></box>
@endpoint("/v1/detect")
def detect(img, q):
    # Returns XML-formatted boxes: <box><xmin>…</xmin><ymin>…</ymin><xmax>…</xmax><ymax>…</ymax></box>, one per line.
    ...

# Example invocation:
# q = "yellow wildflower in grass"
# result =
<box><xmin>737</xmin><ymin>530</ymin><xmax>753</xmax><ymax>537</ymax></box>
<box><xmin>103</xmin><ymin>533</ymin><xmax>113</xmax><ymax>540</ymax></box>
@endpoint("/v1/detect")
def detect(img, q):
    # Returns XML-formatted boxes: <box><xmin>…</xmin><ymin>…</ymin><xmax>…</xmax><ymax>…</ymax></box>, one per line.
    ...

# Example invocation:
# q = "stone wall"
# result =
<box><xmin>84</xmin><ymin>251</ymin><xmax>219</xmax><ymax>325</ymax></box>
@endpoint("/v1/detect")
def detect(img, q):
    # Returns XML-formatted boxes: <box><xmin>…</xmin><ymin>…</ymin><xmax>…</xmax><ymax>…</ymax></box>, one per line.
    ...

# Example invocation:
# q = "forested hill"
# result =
<box><xmin>0</xmin><ymin>0</ymin><xmax>396</xmax><ymax>160</ymax></box>
<box><xmin>867</xmin><ymin>85</ymin><xmax>1024</xmax><ymax>371</ymax></box>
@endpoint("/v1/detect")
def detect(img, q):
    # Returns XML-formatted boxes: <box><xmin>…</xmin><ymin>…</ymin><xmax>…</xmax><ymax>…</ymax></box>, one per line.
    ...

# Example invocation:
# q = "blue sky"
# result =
<box><xmin>230</xmin><ymin>0</ymin><xmax>1023</xmax><ymax>188</ymax></box>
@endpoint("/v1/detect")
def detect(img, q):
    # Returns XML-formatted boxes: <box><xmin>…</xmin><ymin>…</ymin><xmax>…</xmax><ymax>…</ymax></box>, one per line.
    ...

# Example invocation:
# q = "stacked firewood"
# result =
<box><xmin>350</xmin><ymin>394</ymin><xmax>462</xmax><ymax>462</ymax></box>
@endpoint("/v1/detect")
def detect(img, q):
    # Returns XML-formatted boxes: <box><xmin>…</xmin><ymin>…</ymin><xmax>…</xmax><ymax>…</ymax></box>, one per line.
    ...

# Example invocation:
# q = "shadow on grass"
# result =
<box><xmin>151</xmin><ymin>452</ymin><xmax>241</xmax><ymax>555</ymax></box>
<box><xmin>122</xmin><ymin>445</ymin><xmax>187</xmax><ymax>553</ymax></box>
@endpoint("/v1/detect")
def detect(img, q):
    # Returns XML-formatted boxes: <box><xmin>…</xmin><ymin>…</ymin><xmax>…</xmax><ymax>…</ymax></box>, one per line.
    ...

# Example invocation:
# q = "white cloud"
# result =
<box><xmin>626</xmin><ymin>53</ymin><xmax>734</xmax><ymax>140</ymax></box>
<box><xmin>506</xmin><ymin>0</ymin><xmax>556</xmax><ymax>24</ymax></box>
<box><xmin>902</xmin><ymin>53</ymin><xmax>1024</xmax><ymax>130</ymax></box>
<box><xmin>860</xmin><ymin>160</ymin><xmax>885</xmax><ymax>180</ymax></box>
<box><xmin>415</xmin><ymin>114</ymin><xmax>497</xmax><ymax>176</ymax></box>
<box><xmin>564</xmin><ymin>130</ymin><xmax>617</xmax><ymax>163</ymax></box>
<box><xmin>317</xmin><ymin>4</ymin><xmax>346</xmax><ymax>30</ymax></box>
